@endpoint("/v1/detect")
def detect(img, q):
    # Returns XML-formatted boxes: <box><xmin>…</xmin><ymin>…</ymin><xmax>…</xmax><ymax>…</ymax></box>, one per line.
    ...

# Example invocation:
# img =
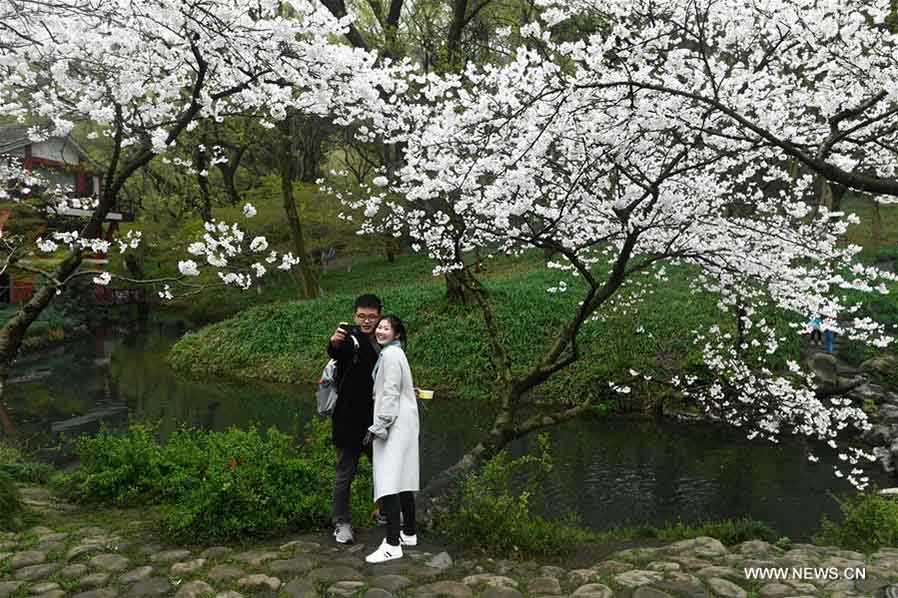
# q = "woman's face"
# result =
<box><xmin>375</xmin><ymin>319</ymin><xmax>397</xmax><ymax>345</ymax></box>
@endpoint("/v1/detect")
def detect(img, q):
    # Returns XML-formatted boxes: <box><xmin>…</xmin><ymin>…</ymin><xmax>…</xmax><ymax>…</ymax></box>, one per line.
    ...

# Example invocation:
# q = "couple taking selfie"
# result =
<box><xmin>327</xmin><ymin>294</ymin><xmax>420</xmax><ymax>564</ymax></box>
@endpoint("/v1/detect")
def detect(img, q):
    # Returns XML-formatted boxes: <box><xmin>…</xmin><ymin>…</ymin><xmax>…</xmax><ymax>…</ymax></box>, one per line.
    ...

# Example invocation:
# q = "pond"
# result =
<box><xmin>5</xmin><ymin>318</ymin><xmax>887</xmax><ymax>539</ymax></box>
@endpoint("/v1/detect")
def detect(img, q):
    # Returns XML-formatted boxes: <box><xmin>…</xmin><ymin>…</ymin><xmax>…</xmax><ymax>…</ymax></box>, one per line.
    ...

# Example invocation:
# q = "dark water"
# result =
<box><xmin>6</xmin><ymin>319</ymin><xmax>888</xmax><ymax>539</ymax></box>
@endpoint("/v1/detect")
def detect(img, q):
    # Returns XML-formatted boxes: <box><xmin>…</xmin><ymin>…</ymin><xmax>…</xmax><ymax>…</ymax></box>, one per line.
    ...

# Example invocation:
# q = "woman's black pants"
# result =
<box><xmin>381</xmin><ymin>491</ymin><xmax>416</xmax><ymax>546</ymax></box>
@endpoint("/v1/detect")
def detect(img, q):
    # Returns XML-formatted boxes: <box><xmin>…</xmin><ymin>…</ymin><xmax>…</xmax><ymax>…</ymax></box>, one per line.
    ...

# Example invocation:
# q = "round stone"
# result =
<box><xmin>233</xmin><ymin>550</ymin><xmax>279</xmax><ymax>566</ymax></box>
<box><xmin>307</xmin><ymin>565</ymin><xmax>364</xmax><ymax>583</ymax></box>
<box><xmin>370</xmin><ymin>574</ymin><xmax>414</xmax><ymax>592</ymax></box>
<box><xmin>613</xmin><ymin>570</ymin><xmax>664</xmax><ymax>589</ymax></box>
<box><xmin>280</xmin><ymin>540</ymin><xmax>321</xmax><ymax>552</ymax></box>
<box><xmin>214</xmin><ymin>593</ymin><xmax>244</xmax><ymax>598</ymax></box>
<box><xmin>328</xmin><ymin>582</ymin><xmax>366</xmax><ymax>597</ymax></box>
<box><xmin>365</xmin><ymin>589</ymin><xmax>394</xmax><ymax>598</ymax></box>
<box><xmin>461</xmin><ymin>574</ymin><xmax>518</xmax><ymax>588</ymax></box>
<box><xmin>170</xmin><ymin>558</ymin><xmax>206</xmax><ymax>575</ymax></box>
<box><xmin>568</xmin><ymin>569</ymin><xmax>599</xmax><ymax>585</ymax></box>
<box><xmin>0</xmin><ymin>582</ymin><xmax>24</xmax><ymax>597</ymax></box>
<box><xmin>11</xmin><ymin>551</ymin><xmax>47</xmax><ymax>569</ymax></box>
<box><xmin>200</xmin><ymin>546</ymin><xmax>232</xmax><ymax>560</ymax></box>
<box><xmin>633</xmin><ymin>588</ymin><xmax>672</xmax><ymax>598</ymax></box>
<box><xmin>207</xmin><ymin>565</ymin><xmax>245</xmax><ymax>582</ymax></box>
<box><xmin>647</xmin><ymin>561</ymin><xmax>681</xmax><ymax>572</ymax></box>
<box><xmin>129</xmin><ymin>577</ymin><xmax>173</xmax><ymax>597</ymax></box>
<box><xmin>593</xmin><ymin>560</ymin><xmax>633</xmax><ymax>575</ymax></box>
<box><xmin>706</xmin><ymin>577</ymin><xmax>747</xmax><ymax>598</ymax></box>
<box><xmin>120</xmin><ymin>566</ymin><xmax>154</xmax><ymax>584</ymax></box>
<box><xmin>34</xmin><ymin>591</ymin><xmax>67</xmax><ymax>598</ymax></box>
<box><xmin>71</xmin><ymin>590</ymin><xmax>118</xmax><ymax>598</ymax></box>
<box><xmin>571</xmin><ymin>583</ymin><xmax>613</xmax><ymax>598</ymax></box>
<box><xmin>269</xmin><ymin>555</ymin><xmax>316</xmax><ymax>575</ymax></box>
<box><xmin>175</xmin><ymin>580</ymin><xmax>214</xmax><ymax>598</ymax></box>
<box><xmin>696</xmin><ymin>565</ymin><xmax>742</xmax><ymax>581</ymax></box>
<box><xmin>58</xmin><ymin>563</ymin><xmax>88</xmax><ymax>579</ymax></box>
<box><xmin>283</xmin><ymin>578</ymin><xmax>317</xmax><ymax>598</ymax></box>
<box><xmin>237</xmin><ymin>574</ymin><xmax>282</xmax><ymax>592</ymax></box>
<box><xmin>758</xmin><ymin>583</ymin><xmax>792</xmax><ymax>597</ymax></box>
<box><xmin>38</xmin><ymin>532</ymin><xmax>66</xmax><ymax>542</ymax></box>
<box><xmin>426</xmin><ymin>552</ymin><xmax>453</xmax><ymax>570</ymax></box>
<box><xmin>14</xmin><ymin>563</ymin><xmax>60</xmax><ymax>581</ymax></box>
<box><xmin>30</xmin><ymin>581</ymin><xmax>61</xmax><ymax>594</ymax></box>
<box><xmin>79</xmin><ymin>573</ymin><xmax>110</xmax><ymax>589</ymax></box>
<box><xmin>89</xmin><ymin>554</ymin><xmax>129</xmax><ymax>572</ymax></box>
<box><xmin>414</xmin><ymin>581</ymin><xmax>473</xmax><ymax>597</ymax></box>
<box><xmin>149</xmin><ymin>549</ymin><xmax>191</xmax><ymax>563</ymax></box>
<box><xmin>539</xmin><ymin>565</ymin><xmax>567</xmax><ymax>578</ymax></box>
<box><xmin>480</xmin><ymin>587</ymin><xmax>522</xmax><ymax>598</ymax></box>
<box><xmin>67</xmin><ymin>545</ymin><xmax>103</xmax><ymax>560</ymax></box>
<box><xmin>528</xmin><ymin>577</ymin><xmax>562</xmax><ymax>594</ymax></box>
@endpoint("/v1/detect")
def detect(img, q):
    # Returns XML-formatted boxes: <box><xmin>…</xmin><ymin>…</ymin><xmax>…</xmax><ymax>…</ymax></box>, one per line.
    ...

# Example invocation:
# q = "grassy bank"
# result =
<box><xmin>169</xmin><ymin>252</ymin><xmax>809</xmax><ymax>405</ymax></box>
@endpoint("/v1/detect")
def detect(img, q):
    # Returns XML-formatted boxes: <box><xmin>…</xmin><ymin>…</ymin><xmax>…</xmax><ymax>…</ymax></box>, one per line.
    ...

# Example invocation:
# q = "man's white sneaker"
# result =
<box><xmin>400</xmin><ymin>532</ymin><xmax>418</xmax><ymax>546</ymax></box>
<box><xmin>365</xmin><ymin>539</ymin><xmax>403</xmax><ymax>563</ymax></box>
<box><xmin>334</xmin><ymin>523</ymin><xmax>354</xmax><ymax>544</ymax></box>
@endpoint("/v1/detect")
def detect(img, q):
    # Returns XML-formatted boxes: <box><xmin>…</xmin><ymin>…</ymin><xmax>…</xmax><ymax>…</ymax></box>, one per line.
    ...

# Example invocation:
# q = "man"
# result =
<box><xmin>328</xmin><ymin>293</ymin><xmax>383</xmax><ymax>544</ymax></box>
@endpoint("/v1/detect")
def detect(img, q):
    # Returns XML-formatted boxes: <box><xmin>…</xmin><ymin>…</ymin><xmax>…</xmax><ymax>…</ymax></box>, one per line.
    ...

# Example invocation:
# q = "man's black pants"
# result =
<box><xmin>332</xmin><ymin>444</ymin><xmax>372</xmax><ymax>525</ymax></box>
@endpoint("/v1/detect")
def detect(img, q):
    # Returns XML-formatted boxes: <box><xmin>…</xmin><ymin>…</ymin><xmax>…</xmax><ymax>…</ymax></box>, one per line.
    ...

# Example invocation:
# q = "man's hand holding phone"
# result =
<box><xmin>330</xmin><ymin>322</ymin><xmax>350</xmax><ymax>346</ymax></box>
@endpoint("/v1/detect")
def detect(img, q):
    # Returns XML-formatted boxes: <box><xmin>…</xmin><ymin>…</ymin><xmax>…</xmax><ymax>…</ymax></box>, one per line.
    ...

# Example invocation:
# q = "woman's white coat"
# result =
<box><xmin>371</xmin><ymin>342</ymin><xmax>420</xmax><ymax>501</ymax></box>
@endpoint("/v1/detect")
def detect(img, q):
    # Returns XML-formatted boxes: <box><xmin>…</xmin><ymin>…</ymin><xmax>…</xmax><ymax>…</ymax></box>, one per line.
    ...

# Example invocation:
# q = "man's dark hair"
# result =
<box><xmin>354</xmin><ymin>294</ymin><xmax>382</xmax><ymax>313</ymax></box>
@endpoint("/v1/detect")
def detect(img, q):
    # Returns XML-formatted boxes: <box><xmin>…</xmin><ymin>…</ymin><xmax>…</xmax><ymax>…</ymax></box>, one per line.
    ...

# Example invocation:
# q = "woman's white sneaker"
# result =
<box><xmin>365</xmin><ymin>539</ymin><xmax>403</xmax><ymax>563</ymax></box>
<box><xmin>400</xmin><ymin>532</ymin><xmax>417</xmax><ymax>546</ymax></box>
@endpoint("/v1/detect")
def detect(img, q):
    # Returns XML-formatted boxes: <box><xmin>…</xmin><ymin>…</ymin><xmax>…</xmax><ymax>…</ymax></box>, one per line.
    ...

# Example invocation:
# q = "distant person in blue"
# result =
<box><xmin>824</xmin><ymin>325</ymin><xmax>836</xmax><ymax>354</ymax></box>
<box><xmin>809</xmin><ymin>315</ymin><xmax>822</xmax><ymax>346</ymax></box>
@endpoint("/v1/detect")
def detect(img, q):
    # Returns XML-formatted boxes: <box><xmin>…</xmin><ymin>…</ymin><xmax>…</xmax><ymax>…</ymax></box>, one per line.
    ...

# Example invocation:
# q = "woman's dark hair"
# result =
<box><xmin>378</xmin><ymin>314</ymin><xmax>407</xmax><ymax>345</ymax></box>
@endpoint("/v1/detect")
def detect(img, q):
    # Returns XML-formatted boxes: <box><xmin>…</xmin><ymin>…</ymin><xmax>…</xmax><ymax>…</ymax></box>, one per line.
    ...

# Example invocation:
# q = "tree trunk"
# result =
<box><xmin>445</xmin><ymin>269</ymin><xmax>476</xmax><ymax>303</ymax></box>
<box><xmin>124</xmin><ymin>254</ymin><xmax>150</xmax><ymax>323</ymax></box>
<box><xmin>279</xmin><ymin>120</ymin><xmax>318</xmax><ymax>300</ymax></box>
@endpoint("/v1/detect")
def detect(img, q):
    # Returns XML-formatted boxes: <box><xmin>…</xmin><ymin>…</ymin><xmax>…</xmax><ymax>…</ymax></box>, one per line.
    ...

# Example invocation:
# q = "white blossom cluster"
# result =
<box><xmin>178</xmin><ymin>203</ymin><xmax>300</xmax><ymax>293</ymax></box>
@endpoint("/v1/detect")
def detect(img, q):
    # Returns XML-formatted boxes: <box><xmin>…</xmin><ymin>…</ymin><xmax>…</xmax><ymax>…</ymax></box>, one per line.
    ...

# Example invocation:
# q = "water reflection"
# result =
<box><xmin>7</xmin><ymin>319</ymin><xmax>888</xmax><ymax>539</ymax></box>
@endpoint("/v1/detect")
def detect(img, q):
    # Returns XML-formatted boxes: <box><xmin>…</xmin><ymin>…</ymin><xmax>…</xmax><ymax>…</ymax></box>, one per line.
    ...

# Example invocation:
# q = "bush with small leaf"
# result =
<box><xmin>432</xmin><ymin>434</ymin><xmax>591</xmax><ymax>555</ymax></box>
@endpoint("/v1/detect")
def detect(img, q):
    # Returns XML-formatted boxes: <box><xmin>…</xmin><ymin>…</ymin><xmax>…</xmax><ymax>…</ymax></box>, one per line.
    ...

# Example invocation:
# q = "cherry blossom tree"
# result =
<box><xmin>0</xmin><ymin>0</ymin><xmax>387</xmax><ymax>422</ymax></box>
<box><xmin>333</xmin><ymin>4</ymin><xmax>898</xmax><ymax>506</ymax></box>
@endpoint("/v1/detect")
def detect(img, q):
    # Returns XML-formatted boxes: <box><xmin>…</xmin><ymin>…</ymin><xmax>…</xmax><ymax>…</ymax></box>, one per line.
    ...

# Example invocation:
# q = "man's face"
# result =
<box><xmin>355</xmin><ymin>308</ymin><xmax>380</xmax><ymax>334</ymax></box>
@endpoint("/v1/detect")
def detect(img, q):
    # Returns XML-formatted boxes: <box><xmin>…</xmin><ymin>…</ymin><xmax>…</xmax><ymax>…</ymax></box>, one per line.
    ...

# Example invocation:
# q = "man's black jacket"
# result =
<box><xmin>327</xmin><ymin>328</ymin><xmax>380</xmax><ymax>449</ymax></box>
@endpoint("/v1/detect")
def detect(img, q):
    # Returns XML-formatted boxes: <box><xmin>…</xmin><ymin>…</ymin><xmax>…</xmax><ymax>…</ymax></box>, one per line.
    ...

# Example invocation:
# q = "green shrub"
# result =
<box><xmin>0</xmin><ymin>441</ymin><xmax>23</xmax><ymax>467</ymax></box>
<box><xmin>53</xmin><ymin>419</ymin><xmax>373</xmax><ymax>543</ymax></box>
<box><xmin>0</xmin><ymin>470</ymin><xmax>21</xmax><ymax>531</ymax></box>
<box><xmin>815</xmin><ymin>492</ymin><xmax>898</xmax><ymax>553</ymax></box>
<box><xmin>432</xmin><ymin>435</ymin><xmax>591</xmax><ymax>555</ymax></box>
<box><xmin>53</xmin><ymin>423</ymin><xmax>183</xmax><ymax>505</ymax></box>
<box><xmin>0</xmin><ymin>441</ymin><xmax>54</xmax><ymax>483</ymax></box>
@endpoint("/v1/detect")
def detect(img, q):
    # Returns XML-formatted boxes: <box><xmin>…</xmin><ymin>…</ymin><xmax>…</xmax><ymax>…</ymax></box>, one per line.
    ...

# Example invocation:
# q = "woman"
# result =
<box><xmin>364</xmin><ymin>314</ymin><xmax>420</xmax><ymax>564</ymax></box>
